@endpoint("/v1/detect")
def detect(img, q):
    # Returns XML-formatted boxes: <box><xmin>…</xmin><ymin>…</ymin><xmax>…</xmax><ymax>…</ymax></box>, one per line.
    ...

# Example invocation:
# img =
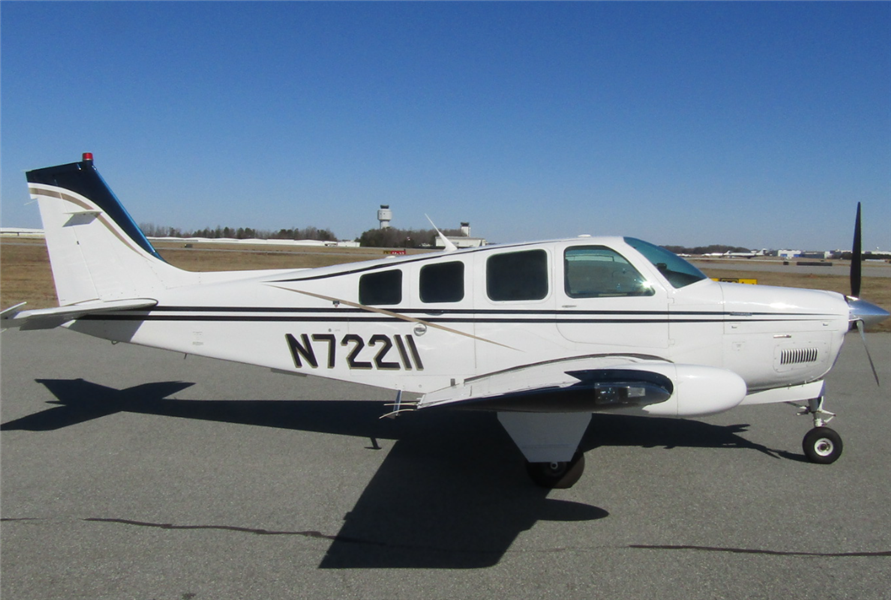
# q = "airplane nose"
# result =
<box><xmin>847</xmin><ymin>297</ymin><xmax>890</xmax><ymax>329</ymax></box>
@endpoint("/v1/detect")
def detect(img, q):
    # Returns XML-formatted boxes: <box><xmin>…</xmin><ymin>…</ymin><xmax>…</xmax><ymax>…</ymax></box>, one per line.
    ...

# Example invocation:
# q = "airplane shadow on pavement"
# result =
<box><xmin>4</xmin><ymin>378</ymin><xmax>782</xmax><ymax>568</ymax></box>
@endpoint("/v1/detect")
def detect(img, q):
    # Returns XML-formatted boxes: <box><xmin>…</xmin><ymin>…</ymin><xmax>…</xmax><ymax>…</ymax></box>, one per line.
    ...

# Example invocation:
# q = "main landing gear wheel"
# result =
<box><xmin>803</xmin><ymin>427</ymin><xmax>843</xmax><ymax>464</ymax></box>
<box><xmin>525</xmin><ymin>452</ymin><xmax>585</xmax><ymax>489</ymax></box>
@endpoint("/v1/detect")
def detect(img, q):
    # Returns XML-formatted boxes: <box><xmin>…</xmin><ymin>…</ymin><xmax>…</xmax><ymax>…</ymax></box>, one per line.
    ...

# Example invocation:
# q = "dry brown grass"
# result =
<box><xmin>3</xmin><ymin>239</ymin><xmax>889</xmax><ymax>331</ymax></box>
<box><xmin>152</xmin><ymin>241</ymin><xmax>398</xmax><ymax>272</ymax></box>
<box><xmin>0</xmin><ymin>239</ymin><xmax>428</xmax><ymax>311</ymax></box>
<box><xmin>1</xmin><ymin>240</ymin><xmax>57</xmax><ymax>310</ymax></box>
<box><xmin>700</xmin><ymin>267</ymin><xmax>891</xmax><ymax>332</ymax></box>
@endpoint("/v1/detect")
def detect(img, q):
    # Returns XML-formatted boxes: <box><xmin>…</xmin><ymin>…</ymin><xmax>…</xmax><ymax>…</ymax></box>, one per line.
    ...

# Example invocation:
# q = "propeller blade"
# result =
<box><xmin>850</xmin><ymin>202</ymin><xmax>862</xmax><ymax>298</ymax></box>
<box><xmin>855</xmin><ymin>320</ymin><xmax>881</xmax><ymax>386</ymax></box>
<box><xmin>844</xmin><ymin>203</ymin><xmax>886</xmax><ymax>387</ymax></box>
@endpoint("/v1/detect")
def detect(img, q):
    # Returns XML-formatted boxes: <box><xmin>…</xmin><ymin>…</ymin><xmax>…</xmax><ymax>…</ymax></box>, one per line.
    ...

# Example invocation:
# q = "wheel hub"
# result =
<box><xmin>814</xmin><ymin>438</ymin><xmax>834</xmax><ymax>457</ymax></box>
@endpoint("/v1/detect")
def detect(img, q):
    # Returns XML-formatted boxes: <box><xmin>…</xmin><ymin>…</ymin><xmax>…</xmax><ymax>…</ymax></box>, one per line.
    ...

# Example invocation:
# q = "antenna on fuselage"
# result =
<box><xmin>426</xmin><ymin>214</ymin><xmax>457</xmax><ymax>252</ymax></box>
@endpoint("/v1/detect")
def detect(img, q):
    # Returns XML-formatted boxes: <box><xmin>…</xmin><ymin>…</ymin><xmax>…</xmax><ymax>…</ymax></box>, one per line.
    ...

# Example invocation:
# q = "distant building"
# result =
<box><xmin>778</xmin><ymin>249</ymin><xmax>802</xmax><ymax>259</ymax></box>
<box><xmin>435</xmin><ymin>222</ymin><xmax>487</xmax><ymax>248</ymax></box>
<box><xmin>377</xmin><ymin>205</ymin><xmax>392</xmax><ymax>229</ymax></box>
<box><xmin>800</xmin><ymin>251</ymin><xmax>832</xmax><ymax>260</ymax></box>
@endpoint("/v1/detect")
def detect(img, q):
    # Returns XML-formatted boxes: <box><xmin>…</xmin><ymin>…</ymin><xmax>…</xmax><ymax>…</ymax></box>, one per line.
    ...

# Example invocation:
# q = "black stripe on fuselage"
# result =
<box><xmin>140</xmin><ymin>306</ymin><xmax>829</xmax><ymax>318</ymax></box>
<box><xmin>80</xmin><ymin>306</ymin><xmax>838</xmax><ymax>325</ymax></box>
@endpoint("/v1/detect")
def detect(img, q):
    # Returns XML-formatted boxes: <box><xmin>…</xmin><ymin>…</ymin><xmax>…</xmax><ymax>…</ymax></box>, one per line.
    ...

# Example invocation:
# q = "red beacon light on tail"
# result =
<box><xmin>82</xmin><ymin>152</ymin><xmax>93</xmax><ymax>163</ymax></box>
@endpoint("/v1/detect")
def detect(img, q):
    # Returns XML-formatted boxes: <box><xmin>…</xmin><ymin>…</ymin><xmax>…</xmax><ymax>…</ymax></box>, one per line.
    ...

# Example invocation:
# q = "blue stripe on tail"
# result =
<box><xmin>26</xmin><ymin>157</ymin><xmax>164</xmax><ymax>261</ymax></box>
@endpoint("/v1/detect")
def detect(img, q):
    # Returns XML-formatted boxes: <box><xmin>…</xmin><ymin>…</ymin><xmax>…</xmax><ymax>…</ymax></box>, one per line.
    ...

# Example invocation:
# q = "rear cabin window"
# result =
<box><xmin>487</xmin><ymin>249</ymin><xmax>549</xmax><ymax>301</ymax></box>
<box><xmin>564</xmin><ymin>246</ymin><xmax>654</xmax><ymax>297</ymax></box>
<box><xmin>420</xmin><ymin>261</ymin><xmax>465</xmax><ymax>303</ymax></box>
<box><xmin>359</xmin><ymin>270</ymin><xmax>402</xmax><ymax>305</ymax></box>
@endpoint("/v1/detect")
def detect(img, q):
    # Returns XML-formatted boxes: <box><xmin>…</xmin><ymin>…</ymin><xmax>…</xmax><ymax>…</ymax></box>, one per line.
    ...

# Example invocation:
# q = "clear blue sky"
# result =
<box><xmin>2</xmin><ymin>2</ymin><xmax>889</xmax><ymax>251</ymax></box>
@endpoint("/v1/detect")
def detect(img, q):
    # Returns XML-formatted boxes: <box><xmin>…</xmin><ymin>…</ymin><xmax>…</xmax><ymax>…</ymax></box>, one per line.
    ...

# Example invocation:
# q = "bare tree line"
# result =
<box><xmin>140</xmin><ymin>223</ymin><xmax>337</xmax><ymax>242</ymax></box>
<box><xmin>140</xmin><ymin>222</ymin><xmax>469</xmax><ymax>248</ymax></box>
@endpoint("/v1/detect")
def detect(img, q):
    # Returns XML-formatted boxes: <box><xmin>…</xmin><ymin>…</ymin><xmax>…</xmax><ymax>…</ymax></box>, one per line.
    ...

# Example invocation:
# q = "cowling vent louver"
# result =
<box><xmin>780</xmin><ymin>348</ymin><xmax>819</xmax><ymax>365</ymax></box>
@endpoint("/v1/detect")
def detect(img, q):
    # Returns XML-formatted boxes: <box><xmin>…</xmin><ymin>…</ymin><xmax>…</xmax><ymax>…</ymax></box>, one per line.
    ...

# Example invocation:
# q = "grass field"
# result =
<box><xmin>2</xmin><ymin>238</ymin><xmax>889</xmax><ymax>332</ymax></box>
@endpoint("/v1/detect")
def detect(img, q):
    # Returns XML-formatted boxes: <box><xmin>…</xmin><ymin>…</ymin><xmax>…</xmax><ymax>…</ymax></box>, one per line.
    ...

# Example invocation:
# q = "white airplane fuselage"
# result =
<box><xmin>65</xmin><ymin>236</ymin><xmax>849</xmax><ymax>411</ymax></box>
<box><xmin>8</xmin><ymin>156</ymin><xmax>884</xmax><ymax>487</ymax></box>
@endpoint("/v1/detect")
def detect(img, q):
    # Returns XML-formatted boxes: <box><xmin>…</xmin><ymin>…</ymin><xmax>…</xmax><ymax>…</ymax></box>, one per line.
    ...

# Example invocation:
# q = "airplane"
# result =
<box><xmin>704</xmin><ymin>249</ymin><xmax>767</xmax><ymax>259</ymax></box>
<box><xmin>2</xmin><ymin>154</ymin><xmax>888</xmax><ymax>488</ymax></box>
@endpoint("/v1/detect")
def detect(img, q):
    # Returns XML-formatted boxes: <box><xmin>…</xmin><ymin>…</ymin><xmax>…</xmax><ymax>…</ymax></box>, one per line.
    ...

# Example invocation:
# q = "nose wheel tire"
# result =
<box><xmin>803</xmin><ymin>427</ymin><xmax>843</xmax><ymax>464</ymax></box>
<box><xmin>525</xmin><ymin>452</ymin><xmax>585</xmax><ymax>489</ymax></box>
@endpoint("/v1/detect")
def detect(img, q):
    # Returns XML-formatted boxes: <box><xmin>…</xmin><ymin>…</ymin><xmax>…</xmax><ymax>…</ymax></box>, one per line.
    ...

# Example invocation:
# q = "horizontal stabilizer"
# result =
<box><xmin>1</xmin><ymin>298</ymin><xmax>157</xmax><ymax>330</ymax></box>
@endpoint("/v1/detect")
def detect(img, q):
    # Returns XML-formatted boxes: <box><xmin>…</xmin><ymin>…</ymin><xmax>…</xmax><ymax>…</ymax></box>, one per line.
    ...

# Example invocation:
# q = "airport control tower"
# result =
<box><xmin>377</xmin><ymin>205</ymin><xmax>392</xmax><ymax>229</ymax></box>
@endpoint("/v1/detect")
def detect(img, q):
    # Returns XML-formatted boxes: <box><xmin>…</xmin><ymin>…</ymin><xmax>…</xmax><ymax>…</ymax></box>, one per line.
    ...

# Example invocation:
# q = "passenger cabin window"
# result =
<box><xmin>487</xmin><ymin>250</ymin><xmax>548</xmax><ymax>301</ymax></box>
<box><xmin>359</xmin><ymin>270</ymin><xmax>402</xmax><ymax>305</ymax></box>
<box><xmin>420</xmin><ymin>261</ymin><xmax>464</xmax><ymax>303</ymax></box>
<box><xmin>564</xmin><ymin>246</ymin><xmax>654</xmax><ymax>297</ymax></box>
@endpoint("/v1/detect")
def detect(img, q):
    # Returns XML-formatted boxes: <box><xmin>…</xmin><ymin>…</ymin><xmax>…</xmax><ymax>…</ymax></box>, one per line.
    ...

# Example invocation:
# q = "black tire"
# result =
<box><xmin>525</xmin><ymin>452</ymin><xmax>586</xmax><ymax>489</ymax></box>
<box><xmin>803</xmin><ymin>427</ymin><xmax>843</xmax><ymax>464</ymax></box>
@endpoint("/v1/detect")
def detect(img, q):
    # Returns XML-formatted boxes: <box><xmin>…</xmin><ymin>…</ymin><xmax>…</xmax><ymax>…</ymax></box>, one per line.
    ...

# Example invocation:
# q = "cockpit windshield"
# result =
<box><xmin>624</xmin><ymin>237</ymin><xmax>708</xmax><ymax>289</ymax></box>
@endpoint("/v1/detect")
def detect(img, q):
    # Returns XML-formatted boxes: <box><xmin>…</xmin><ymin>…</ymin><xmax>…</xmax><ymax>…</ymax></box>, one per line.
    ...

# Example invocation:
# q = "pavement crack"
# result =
<box><xmin>13</xmin><ymin>518</ymin><xmax>887</xmax><ymax>559</ymax></box>
<box><xmin>83</xmin><ymin>517</ymin><xmax>371</xmax><ymax>543</ymax></box>
<box><xmin>629</xmin><ymin>544</ymin><xmax>891</xmax><ymax>557</ymax></box>
<box><xmin>81</xmin><ymin>517</ymin><xmax>502</xmax><ymax>554</ymax></box>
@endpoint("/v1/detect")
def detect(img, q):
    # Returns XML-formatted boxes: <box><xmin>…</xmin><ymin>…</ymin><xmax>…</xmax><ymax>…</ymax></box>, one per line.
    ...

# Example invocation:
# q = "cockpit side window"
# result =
<box><xmin>420</xmin><ymin>261</ymin><xmax>464</xmax><ymax>303</ymax></box>
<box><xmin>564</xmin><ymin>246</ymin><xmax>654</xmax><ymax>298</ymax></box>
<box><xmin>487</xmin><ymin>249</ymin><xmax>548</xmax><ymax>301</ymax></box>
<box><xmin>624</xmin><ymin>237</ymin><xmax>707</xmax><ymax>289</ymax></box>
<box><xmin>359</xmin><ymin>269</ymin><xmax>403</xmax><ymax>305</ymax></box>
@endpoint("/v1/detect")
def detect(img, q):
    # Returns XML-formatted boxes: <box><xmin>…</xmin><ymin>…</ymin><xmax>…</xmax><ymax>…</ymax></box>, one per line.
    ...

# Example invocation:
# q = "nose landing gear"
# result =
<box><xmin>803</xmin><ymin>427</ymin><xmax>843</xmax><ymax>464</ymax></box>
<box><xmin>799</xmin><ymin>396</ymin><xmax>843</xmax><ymax>464</ymax></box>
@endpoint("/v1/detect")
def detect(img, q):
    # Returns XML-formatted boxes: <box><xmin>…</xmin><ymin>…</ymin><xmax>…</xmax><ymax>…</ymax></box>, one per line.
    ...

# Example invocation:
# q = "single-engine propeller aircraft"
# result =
<box><xmin>3</xmin><ymin>154</ymin><xmax>888</xmax><ymax>487</ymax></box>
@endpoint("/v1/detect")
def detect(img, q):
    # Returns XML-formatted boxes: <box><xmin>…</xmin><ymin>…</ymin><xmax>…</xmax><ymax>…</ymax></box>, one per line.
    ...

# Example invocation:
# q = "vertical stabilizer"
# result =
<box><xmin>26</xmin><ymin>154</ymin><xmax>195</xmax><ymax>306</ymax></box>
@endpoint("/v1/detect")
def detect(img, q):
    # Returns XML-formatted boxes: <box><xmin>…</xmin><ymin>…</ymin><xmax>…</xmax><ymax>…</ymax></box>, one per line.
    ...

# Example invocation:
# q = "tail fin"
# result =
<box><xmin>26</xmin><ymin>154</ymin><xmax>194</xmax><ymax>306</ymax></box>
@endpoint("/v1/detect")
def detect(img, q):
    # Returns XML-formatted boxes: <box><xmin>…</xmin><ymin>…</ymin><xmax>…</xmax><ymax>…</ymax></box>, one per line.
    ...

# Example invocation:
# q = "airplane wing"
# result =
<box><xmin>417</xmin><ymin>355</ymin><xmax>748</xmax><ymax>417</ymax></box>
<box><xmin>1</xmin><ymin>298</ymin><xmax>157</xmax><ymax>330</ymax></box>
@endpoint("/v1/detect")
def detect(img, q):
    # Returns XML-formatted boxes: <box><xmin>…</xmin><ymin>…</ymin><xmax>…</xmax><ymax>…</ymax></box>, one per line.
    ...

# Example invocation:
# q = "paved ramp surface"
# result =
<box><xmin>2</xmin><ymin>329</ymin><xmax>890</xmax><ymax>599</ymax></box>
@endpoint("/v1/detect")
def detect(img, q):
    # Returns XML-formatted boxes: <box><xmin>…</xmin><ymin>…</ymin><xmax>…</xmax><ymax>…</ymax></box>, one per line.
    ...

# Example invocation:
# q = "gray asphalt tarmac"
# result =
<box><xmin>2</xmin><ymin>329</ymin><xmax>890</xmax><ymax>599</ymax></box>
